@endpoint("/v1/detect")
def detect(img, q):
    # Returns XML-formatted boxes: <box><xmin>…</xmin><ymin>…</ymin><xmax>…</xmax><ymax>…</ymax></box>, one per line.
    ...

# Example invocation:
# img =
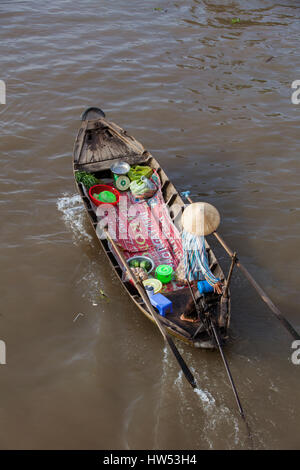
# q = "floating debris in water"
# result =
<box><xmin>231</xmin><ymin>18</ymin><xmax>241</xmax><ymax>24</ymax></box>
<box><xmin>99</xmin><ymin>289</ymin><xmax>110</xmax><ymax>302</ymax></box>
<box><xmin>73</xmin><ymin>313</ymin><xmax>84</xmax><ymax>322</ymax></box>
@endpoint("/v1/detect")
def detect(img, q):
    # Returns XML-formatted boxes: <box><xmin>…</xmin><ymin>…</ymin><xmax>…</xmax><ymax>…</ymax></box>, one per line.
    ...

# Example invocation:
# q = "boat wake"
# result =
<box><xmin>76</xmin><ymin>259</ymin><xmax>107</xmax><ymax>308</ymax></box>
<box><xmin>56</xmin><ymin>193</ymin><xmax>92</xmax><ymax>244</ymax></box>
<box><xmin>176</xmin><ymin>365</ymin><xmax>241</xmax><ymax>449</ymax></box>
<box><xmin>57</xmin><ymin>193</ymin><xmax>104</xmax><ymax>308</ymax></box>
<box><xmin>153</xmin><ymin>346</ymin><xmax>169</xmax><ymax>448</ymax></box>
<box><xmin>153</xmin><ymin>346</ymin><xmax>244</xmax><ymax>449</ymax></box>
<box><xmin>193</xmin><ymin>383</ymin><xmax>216</xmax><ymax>405</ymax></box>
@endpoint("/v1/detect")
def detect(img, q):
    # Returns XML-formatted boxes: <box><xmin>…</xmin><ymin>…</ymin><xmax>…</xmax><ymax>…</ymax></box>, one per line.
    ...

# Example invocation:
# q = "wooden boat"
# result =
<box><xmin>73</xmin><ymin>107</ymin><xmax>230</xmax><ymax>349</ymax></box>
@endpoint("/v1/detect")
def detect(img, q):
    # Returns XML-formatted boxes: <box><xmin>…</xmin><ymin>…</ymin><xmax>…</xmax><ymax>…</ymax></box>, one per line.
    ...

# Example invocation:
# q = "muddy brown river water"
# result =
<box><xmin>0</xmin><ymin>0</ymin><xmax>299</xmax><ymax>450</ymax></box>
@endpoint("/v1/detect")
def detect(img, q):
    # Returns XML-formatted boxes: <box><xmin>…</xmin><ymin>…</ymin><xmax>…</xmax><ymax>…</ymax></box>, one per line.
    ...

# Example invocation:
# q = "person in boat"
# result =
<box><xmin>180</xmin><ymin>202</ymin><xmax>223</xmax><ymax>322</ymax></box>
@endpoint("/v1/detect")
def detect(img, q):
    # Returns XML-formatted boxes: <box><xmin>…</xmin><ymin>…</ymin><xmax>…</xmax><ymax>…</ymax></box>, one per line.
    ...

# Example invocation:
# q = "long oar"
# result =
<box><xmin>186</xmin><ymin>279</ymin><xmax>245</xmax><ymax>415</ymax></box>
<box><xmin>181</xmin><ymin>192</ymin><xmax>300</xmax><ymax>341</ymax></box>
<box><xmin>208</xmin><ymin>316</ymin><xmax>253</xmax><ymax>446</ymax></box>
<box><xmin>186</xmin><ymin>276</ymin><xmax>253</xmax><ymax>445</ymax></box>
<box><xmin>104</xmin><ymin>228</ymin><xmax>197</xmax><ymax>389</ymax></box>
<box><xmin>208</xmin><ymin>318</ymin><xmax>244</xmax><ymax>417</ymax></box>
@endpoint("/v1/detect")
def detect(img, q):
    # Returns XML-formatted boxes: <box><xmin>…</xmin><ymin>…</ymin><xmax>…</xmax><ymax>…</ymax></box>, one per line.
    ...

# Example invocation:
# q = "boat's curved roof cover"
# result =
<box><xmin>74</xmin><ymin>117</ymin><xmax>145</xmax><ymax>168</ymax></box>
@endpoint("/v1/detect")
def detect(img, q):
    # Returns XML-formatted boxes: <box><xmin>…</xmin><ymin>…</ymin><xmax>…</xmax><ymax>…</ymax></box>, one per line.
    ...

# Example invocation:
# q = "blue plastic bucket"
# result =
<box><xmin>197</xmin><ymin>280</ymin><xmax>214</xmax><ymax>294</ymax></box>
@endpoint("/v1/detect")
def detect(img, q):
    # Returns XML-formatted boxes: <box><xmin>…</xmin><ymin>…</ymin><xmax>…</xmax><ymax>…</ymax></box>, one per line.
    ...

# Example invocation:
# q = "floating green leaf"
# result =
<box><xmin>99</xmin><ymin>289</ymin><xmax>110</xmax><ymax>302</ymax></box>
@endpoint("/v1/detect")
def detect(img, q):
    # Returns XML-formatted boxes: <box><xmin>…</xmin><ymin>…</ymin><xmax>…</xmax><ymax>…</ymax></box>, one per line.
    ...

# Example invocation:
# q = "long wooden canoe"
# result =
<box><xmin>73</xmin><ymin>107</ymin><xmax>230</xmax><ymax>349</ymax></box>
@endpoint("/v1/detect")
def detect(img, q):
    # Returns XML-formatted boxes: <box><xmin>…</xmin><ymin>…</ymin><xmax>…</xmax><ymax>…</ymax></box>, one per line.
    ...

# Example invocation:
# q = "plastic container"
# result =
<box><xmin>155</xmin><ymin>265</ymin><xmax>174</xmax><ymax>284</ymax></box>
<box><xmin>115</xmin><ymin>175</ymin><xmax>130</xmax><ymax>191</ymax></box>
<box><xmin>140</xmin><ymin>176</ymin><xmax>156</xmax><ymax>191</ymax></box>
<box><xmin>89</xmin><ymin>184</ymin><xmax>120</xmax><ymax>207</ymax></box>
<box><xmin>197</xmin><ymin>280</ymin><xmax>215</xmax><ymax>294</ymax></box>
<box><xmin>145</xmin><ymin>285</ymin><xmax>154</xmax><ymax>299</ymax></box>
<box><xmin>143</xmin><ymin>278</ymin><xmax>162</xmax><ymax>295</ymax></box>
<box><xmin>127</xmin><ymin>255</ymin><xmax>155</xmax><ymax>274</ymax></box>
<box><xmin>111</xmin><ymin>161</ymin><xmax>130</xmax><ymax>186</ymax></box>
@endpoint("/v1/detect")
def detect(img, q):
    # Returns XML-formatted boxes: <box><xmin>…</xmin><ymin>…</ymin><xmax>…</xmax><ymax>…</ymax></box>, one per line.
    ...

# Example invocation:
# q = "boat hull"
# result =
<box><xmin>73</xmin><ymin>109</ymin><xmax>231</xmax><ymax>349</ymax></box>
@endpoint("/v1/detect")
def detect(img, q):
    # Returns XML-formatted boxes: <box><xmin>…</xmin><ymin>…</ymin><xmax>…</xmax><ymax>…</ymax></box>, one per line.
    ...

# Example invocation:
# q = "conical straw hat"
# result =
<box><xmin>181</xmin><ymin>202</ymin><xmax>220</xmax><ymax>236</ymax></box>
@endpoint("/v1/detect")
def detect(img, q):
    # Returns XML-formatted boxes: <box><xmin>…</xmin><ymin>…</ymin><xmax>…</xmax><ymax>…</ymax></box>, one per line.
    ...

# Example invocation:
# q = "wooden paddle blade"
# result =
<box><xmin>165</xmin><ymin>334</ymin><xmax>197</xmax><ymax>389</ymax></box>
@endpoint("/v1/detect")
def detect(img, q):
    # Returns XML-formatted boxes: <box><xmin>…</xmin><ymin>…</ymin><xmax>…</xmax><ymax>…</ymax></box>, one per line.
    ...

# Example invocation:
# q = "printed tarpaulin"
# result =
<box><xmin>114</xmin><ymin>171</ymin><xmax>183</xmax><ymax>270</ymax></box>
